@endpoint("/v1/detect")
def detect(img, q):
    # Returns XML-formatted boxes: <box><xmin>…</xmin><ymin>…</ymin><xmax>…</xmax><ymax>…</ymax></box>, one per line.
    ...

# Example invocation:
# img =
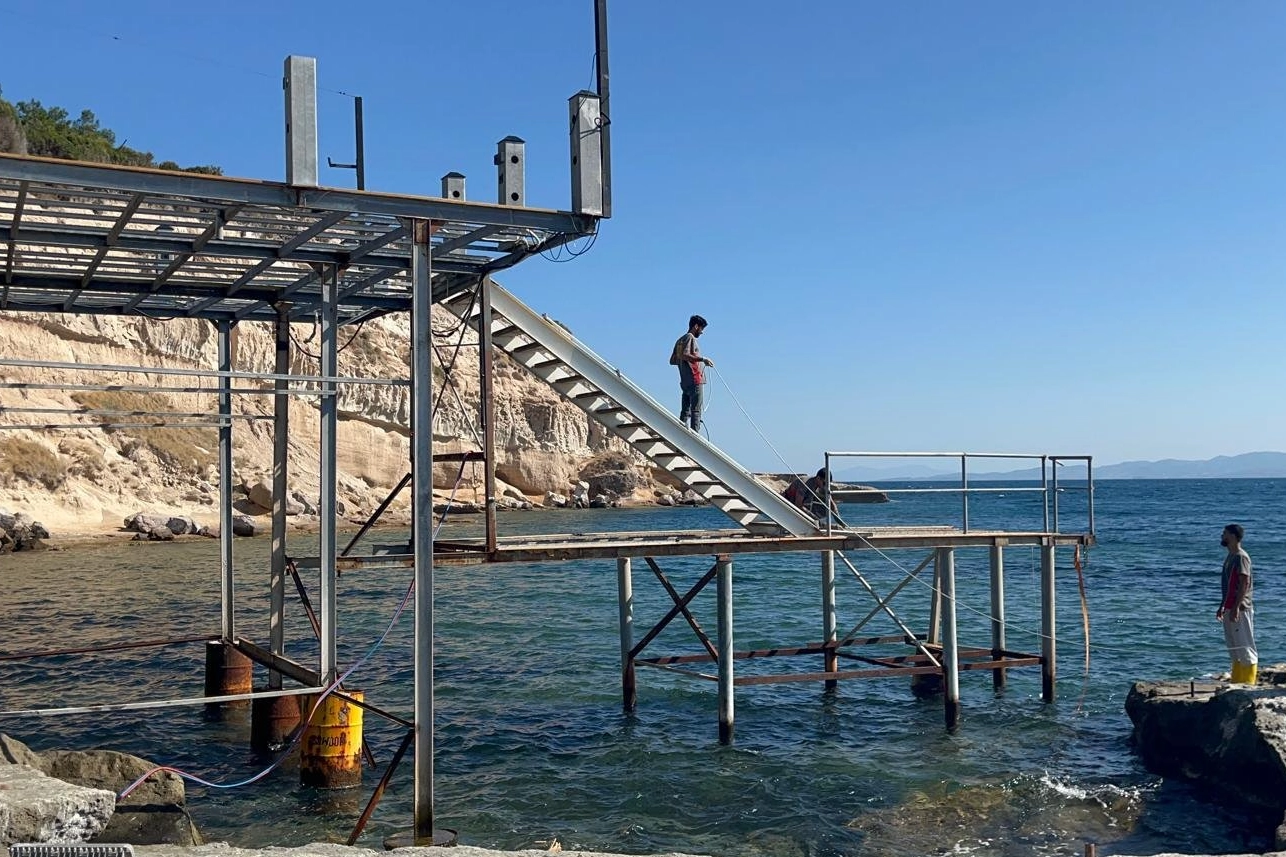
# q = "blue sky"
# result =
<box><xmin>2</xmin><ymin>1</ymin><xmax>1284</xmax><ymax>472</ymax></box>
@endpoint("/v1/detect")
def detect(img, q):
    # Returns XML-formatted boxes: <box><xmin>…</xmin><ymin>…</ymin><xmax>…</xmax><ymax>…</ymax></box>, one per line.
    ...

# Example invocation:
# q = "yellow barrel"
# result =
<box><xmin>251</xmin><ymin>691</ymin><xmax>301</xmax><ymax>752</ymax></box>
<box><xmin>204</xmin><ymin>641</ymin><xmax>253</xmax><ymax>711</ymax></box>
<box><xmin>300</xmin><ymin>690</ymin><xmax>364</xmax><ymax>788</ymax></box>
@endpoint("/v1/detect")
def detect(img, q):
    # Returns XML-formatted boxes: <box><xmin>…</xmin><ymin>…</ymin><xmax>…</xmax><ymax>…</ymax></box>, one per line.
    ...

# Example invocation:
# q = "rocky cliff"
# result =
<box><xmin>0</xmin><ymin>308</ymin><xmax>672</xmax><ymax>537</ymax></box>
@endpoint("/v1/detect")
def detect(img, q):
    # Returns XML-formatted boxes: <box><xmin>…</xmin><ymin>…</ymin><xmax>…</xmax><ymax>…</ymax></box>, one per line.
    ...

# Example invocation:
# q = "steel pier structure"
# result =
<box><xmin>0</xmin><ymin>28</ymin><xmax>1094</xmax><ymax>852</ymax></box>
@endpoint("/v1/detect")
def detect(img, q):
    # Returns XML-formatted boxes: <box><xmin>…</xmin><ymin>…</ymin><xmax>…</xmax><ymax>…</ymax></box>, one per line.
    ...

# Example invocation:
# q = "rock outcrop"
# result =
<box><xmin>0</xmin><ymin>764</ymin><xmax>116</xmax><ymax>844</ymax></box>
<box><xmin>1126</xmin><ymin>668</ymin><xmax>1286</xmax><ymax>847</ymax></box>
<box><xmin>0</xmin><ymin>309</ymin><xmax>667</xmax><ymax>537</ymax></box>
<box><xmin>1</xmin><ymin>734</ymin><xmax>201</xmax><ymax>846</ymax></box>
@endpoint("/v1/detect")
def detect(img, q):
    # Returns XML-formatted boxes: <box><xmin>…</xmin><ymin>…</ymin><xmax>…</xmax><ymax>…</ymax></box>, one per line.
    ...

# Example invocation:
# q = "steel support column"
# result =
<box><xmin>318</xmin><ymin>267</ymin><xmax>338</xmax><ymax>683</ymax></box>
<box><xmin>927</xmin><ymin>551</ymin><xmax>943</xmax><ymax>645</ymax></box>
<box><xmin>410</xmin><ymin>220</ymin><xmax>437</xmax><ymax>842</ymax></box>
<box><xmin>617</xmin><ymin>557</ymin><xmax>635</xmax><ymax>711</ymax></box>
<box><xmin>269</xmin><ymin>307</ymin><xmax>290</xmax><ymax>687</ymax></box>
<box><xmin>939</xmin><ymin>548</ymin><xmax>960</xmax><ymax>731</ymax></box>
<box><xmin>821</xmin><ymin>550</ymin><xmax>838</xmax><ymax>690</ymax></box>
<box><xmin>217</xmin><ymin>319</ymin><xmax>234</xmax><ymax>641</ymax></box>
<box><xmin>990</xmin><ymin>543</ymin><xmax>1007</xmax><ymax>693</ymax></box>
<box><xmin>716</xmin><ymin>554</ymin><xmax>734</xmax><ymax>745</ymax></box>
<box><xmin>479</xmin><ymin>275</ymin><xmax>498</xmax><ymax>554</ymax></box>
<box><xmin>1041</xmin><ymin>541</ymin><xmax>1057</xmax><ymax>703</ymax></box>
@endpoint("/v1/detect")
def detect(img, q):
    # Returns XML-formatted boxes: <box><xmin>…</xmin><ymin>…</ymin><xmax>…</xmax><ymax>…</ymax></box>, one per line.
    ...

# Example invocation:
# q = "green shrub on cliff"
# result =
<box><xmin>0</xmin><ymin>85</ymin><xmax>221</xmax><ymax>174</ymax></box>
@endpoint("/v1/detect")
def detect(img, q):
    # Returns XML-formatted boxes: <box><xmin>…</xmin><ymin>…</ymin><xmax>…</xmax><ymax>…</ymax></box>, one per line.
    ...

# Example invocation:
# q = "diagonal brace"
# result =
<box><xmin>834</xmin><ymin>550</ymin><xmax>939</xmax><ymax>668</ymax></box>
<box><xmin>645</xmin><ymin>557</ymin><xmax>718</xmax><ymax>660</ymax></box>
<box><xmin>840</xmin><ymin>551</ymin><xmax>934</xmax><ymax>642</ymax></box>
<box><xmin>629</xmin><ymin>560</ymin><xmax>719</xmax><ymax>660</ymax></box>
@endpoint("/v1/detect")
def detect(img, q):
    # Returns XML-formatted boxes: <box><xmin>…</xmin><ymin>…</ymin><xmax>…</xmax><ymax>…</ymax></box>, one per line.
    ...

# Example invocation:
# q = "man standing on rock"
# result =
<box><xmin>1217</xmin><ymin>523</ymin><xmax>1257</xmax><ymax>685</ymax></box>
<box><xmin>670</xmin><ymin>314</ymin><xmax>714</xmax><ymax>433</ymax></box>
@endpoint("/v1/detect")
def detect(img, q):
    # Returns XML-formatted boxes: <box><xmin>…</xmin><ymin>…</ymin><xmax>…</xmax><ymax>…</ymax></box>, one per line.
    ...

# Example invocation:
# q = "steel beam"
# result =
<box><xmin>217</xmin><ymin>319</ymin><xmax>235</xmax><ymax>641</ymax></box>
<box><xmin>716</xmin><ymin>555</ymin><xmax>734</xmax><ymax>745</ymax></box>
<box><xmin>939</xmin><ymin>548</ymin><xmax>960</xmax><ymax>731</ymax></box>
<box><xmin>821</xmin><ymin>550</ymin><xmax>838</xmax><ymax>690</ymax></box>
<box><xmin>990</xmin><ymin>544</ymin><xmax>1007</xmax><ymax>692</ymax></box>
<box><xmin>318</xmin><ymin>266</ymin><xmax>338</xmax><ymax>683</ymax></box>
<box><xmin>479</xmin><ymin>275</ymin><xmax>498</xmax><ymax>554</ymax></box>
<box><xmin>1041</xmin><ymin>541</ymin><xmax>1057</xmax><ymax>702</ymax></box>
<box><xmin>617</xmin><ymin>557</ymin><xmax>635</xmax><ymax>711</ymax></box>
<box><xmin>410</xmin><ymin>219</ymin><xmax>437</xmax><ymax>842</ymax></box>
<box><xmin>0</xmin><ymin>155</ymin><xmax>597</xmax><ymax>233</ymax></box>
<box><xmin>269</xmin><ymin>307</ymin><xmax>290</xmax><ymax>688</ymax></box>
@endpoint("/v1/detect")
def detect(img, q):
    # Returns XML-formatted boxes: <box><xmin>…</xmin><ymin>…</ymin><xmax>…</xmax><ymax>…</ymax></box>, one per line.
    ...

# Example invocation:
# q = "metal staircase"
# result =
<box><xmin>440</xmin><ymin>284</ymin><xmax>821</xmax><ymax>537</ymax></box>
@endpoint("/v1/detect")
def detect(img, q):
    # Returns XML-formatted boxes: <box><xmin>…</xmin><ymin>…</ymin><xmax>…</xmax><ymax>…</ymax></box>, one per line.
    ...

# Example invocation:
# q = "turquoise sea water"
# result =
<box><xmin>2</xmin><ymin>478</ymin><xmax>1283</xmax><ymax>856</ymax></box>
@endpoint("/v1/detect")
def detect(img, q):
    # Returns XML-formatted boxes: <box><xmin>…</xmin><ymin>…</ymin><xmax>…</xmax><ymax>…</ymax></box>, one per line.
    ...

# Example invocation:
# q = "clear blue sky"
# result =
<box><xmin>2</xmin><ymin>1</ymin><xmax>1284</xmax><ymax>472</ymax></box>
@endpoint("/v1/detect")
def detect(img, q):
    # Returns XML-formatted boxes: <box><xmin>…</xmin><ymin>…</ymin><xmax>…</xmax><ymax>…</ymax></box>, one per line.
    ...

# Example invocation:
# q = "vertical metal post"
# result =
<box><xmin>716</xmin><ymin>555</ymin><xmax>734</xmax><ymax>745</ymax></box>
<box><xmin>821</xmin><ymin>550</ymin><xmax>838</xmax><ymax>690</ymax></box>
<box><xmin>217</xmin><ymin>320</ymin><xmax>235</xmax><ymax>641</ymax></box>
<box><xmin>479</xmin><ymin>276</ymin><xmax>498</xmax><ymax>554</ymax></box>
<box><xmin>940</xmin><ymin>548</ymin><xmax>960</xmax><ymax>731</ymax></box>
<box><xmin>283</xmin><ymin>56</ymin><xmax>318</xmax><ymax>187</ymax></box>
<box><xmin>1041</xmin><ymin>540</ymin><xmax>1057</xmax><ymax>703</ymax></box>
<box><xmin>617</xmin><ymin>557</ymin><xmax>636</xmax><ymax>711</ymax></box>
<box><xmin>410</xmin><ymin>220</ymin><xmax>437</xmax><ymax>842</ymax></box>
<box><xmin>269</xmin><ymin>307</ymin><xmax>290</xmax><ymax>687</ymax></box>
<box><xmin>318</xmin><ymin>266</ymin><xmax>338</xmax><ymax>683</ymax></box>
<box><xmin>354</xmin><ymin>96</ymin><xmax>365</xmax><ymax>191</ymax></box>
<box><xmin>1052</xmin><ymin>460</ymin><xmax>1060</xmax><ymax>534</ymax></box>
<box><xmin>1086</xmin><ymin>457</ymin><xmax>1095</xmax><ymax>536</ymax></box>
<box><xmin>926</xmin><ymin>550</ymin><xmax>943</xmax><ymax>645</ymax></box>
<box><xmin>1041</xmin><ymin>455</ymin><xmax>1050</xmax><ymax>532</ymax></box>
<box><xmin>960</xmin><ymin>454</ymin><xmax>969</xmax><ymax>533</ymax></box>
<box><xmin>593</xmin><ymin>0</ymin><xmax>612</xmax><ymax>218</ymax></box>
<box><xmin>989</xmin><ymin>543</ymin><xmax>1006</xmax><ymax>692</ymax></box>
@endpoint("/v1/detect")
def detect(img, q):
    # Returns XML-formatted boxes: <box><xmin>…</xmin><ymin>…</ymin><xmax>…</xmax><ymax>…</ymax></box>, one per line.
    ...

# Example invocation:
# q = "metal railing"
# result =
<box><xmin>821</xmin><ymin>451</ymin><xmax>1095</xmax><ymax>536</ymax></box>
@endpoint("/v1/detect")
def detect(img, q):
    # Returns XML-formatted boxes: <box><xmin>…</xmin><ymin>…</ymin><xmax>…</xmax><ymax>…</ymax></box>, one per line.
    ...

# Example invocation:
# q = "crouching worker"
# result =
<box><xmin>783</xmin><ymin>467</ymin><xmax>838</xmax><ymax>524</ymax></box>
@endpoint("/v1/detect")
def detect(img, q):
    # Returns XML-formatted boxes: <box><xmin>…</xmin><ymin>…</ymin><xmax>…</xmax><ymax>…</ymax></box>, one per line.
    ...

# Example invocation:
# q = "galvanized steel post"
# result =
<box><xmin>939</xmin><ymin>548</ymin><xmax>961</xmax><ymax>731</ymax></box>
<box><xmin>926</xmin><ymin>551</ymin><xmax>943</xmax><ymax>646</ymax></box>
<box><xmin>318</xmin><ymin>266</ymin><xmax>339</xmax><ymax>684</ymax></box>
<box><xmin>1041</xmin><ymin>540</ymin><xmax>1057</xmax><ymax>703</ymax></box>
<box><xmin>217</xmin><ymin>319</ymin><xmax>235</xmax><ymax>641</ymax></box>
<box><xmin>617</xmin><ymin>557</ymin><xmax>636</xmax><ymax>711</ymax></box>
<box><xmin>821</xmin><ymin>550</ymin><xmax>838</xmax><ymax>690</ymax></box>
<box><xmin>989</xmin><ymin>543</ymin><xmax>1007</xmax><ymax>692</ymax></box>
<box><xmin>269</xmin><ymin>307</ymin><xmax>290</xmax><ymax>687</ymax></box>
<box><xmin>479</xmin><ymin>275</ymin><xmax>498</xmax><ymax>554</ymax></box>
<box><xmin>410</xmin><ymin>220</ymin><xmax>438</xmax><ymax>842</ymax></box>
<box><xmin>716</xmin><ymin>555</ymin><xmax>734</xmax><ymax>744</ymax></box>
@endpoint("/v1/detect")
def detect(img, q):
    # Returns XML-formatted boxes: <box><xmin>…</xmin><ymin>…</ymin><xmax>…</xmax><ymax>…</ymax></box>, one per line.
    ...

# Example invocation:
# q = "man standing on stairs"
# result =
<box><xmin>671</xmin><ymin>314</ymin><xmax>714</xmax><ymax>432</ymax></box>
<box><xmin>1217</xmin><ymin>523</ymin><xmax>1257</xmax><ymax>684</ymax></box>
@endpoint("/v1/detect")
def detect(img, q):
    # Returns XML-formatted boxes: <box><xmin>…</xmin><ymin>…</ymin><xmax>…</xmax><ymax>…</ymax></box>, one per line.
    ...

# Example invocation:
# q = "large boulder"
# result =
<box><xmin>0</xmin><ymin>764</ymin><xmax>115</xmax><ymax>844</ymax></box>
<box><xmin>0</xmin><ymin>736</ymin><xmax>201</xmax><ymax>847</ymax></box>
<box><xmin>1126</xmin><ymin>674</ymin><xmax>1286</xmax><ymax>843</ymax></box>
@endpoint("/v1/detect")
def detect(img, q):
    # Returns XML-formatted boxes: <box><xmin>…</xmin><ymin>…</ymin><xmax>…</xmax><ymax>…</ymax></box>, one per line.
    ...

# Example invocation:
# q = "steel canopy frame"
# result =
<box><xmin>0</xmin><ymin>154</ymin><xmax>597</xmax><ymax>324</ymax></box>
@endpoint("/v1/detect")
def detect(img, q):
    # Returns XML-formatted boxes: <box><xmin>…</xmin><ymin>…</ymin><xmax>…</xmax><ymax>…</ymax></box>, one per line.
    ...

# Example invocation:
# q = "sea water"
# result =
<box><xmin>1</xmin><ymin>478</ymin><xmax>1282</xmax><ymax>856</ymax></box>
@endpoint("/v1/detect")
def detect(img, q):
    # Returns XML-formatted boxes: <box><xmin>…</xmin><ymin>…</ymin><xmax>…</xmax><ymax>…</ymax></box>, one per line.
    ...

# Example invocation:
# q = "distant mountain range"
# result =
<box><xmin>835</xmin><ymin>451</ymin><xmax>1286</xmax><ymax>482</ymax></box>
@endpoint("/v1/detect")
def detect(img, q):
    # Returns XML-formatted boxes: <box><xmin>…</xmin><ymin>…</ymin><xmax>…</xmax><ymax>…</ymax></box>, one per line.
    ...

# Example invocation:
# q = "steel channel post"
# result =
<box><xmin>961</xmin><ymin>455</ymin><xmax>969</xmax><ymax>532</ymax></box>
<box><xmin>821</xmin><ymin>550</ymin><xmax>838</xmax><ymax>689</ymax></box>
<box><xmin>1041</xmin><ymin>455</ymin><xmax>1050</xmax><ymax>532</ymax></box>
<box><xmin>940</xmin><ymin>548</ymin><xmax>961</xmax><ymax>731</ymax></box>
<box><xmin>617</xmin><ymin>557</ymin><xmax>636</xmax><ymax>711</ymax></box>
<box><xmin>1041</xmin><ymin>540</ymin><xmax>1057</xmax><ymax>702</ymax></box>
<box><xmin>217</xmin><ymin>319</ymin><xmax>235</xmax><ymax>641</ymax></box>
<box><xmin>479</xmin><ymin>275</ymin><xmax>498</xmax><ymax>554</ymax></box>
<box><xmin>716</xmin><ymin>555</ymin><xmax>734</xmax><ymax>745</ymax></box>
<box><xmin>990</xmin><ymin>544</ymin><xmax>1006</xmax><ymax>692</ymax></box>
<box><xmin>269</xmin><ymin>307</ymin><xmax>290</xmax><ymax>687</ymax></box>
<box><xmin>1087</xmin><ymin>457</ymin><xmax>1095</xmax><ymax>536</ymax></box>
<box><xmin>927</xmin><ymin>551</ymin><xmax>943</xmax><ymax>645</ymax></box>
<box><xmin>410</xmin><ymin>220</ymin><xmax>437</xmax><ymax>841</ymax></box>
<box><xmin>318</xmin><ymin>266</ymin><xmax>339</xmax><ymax>684</ymax></box>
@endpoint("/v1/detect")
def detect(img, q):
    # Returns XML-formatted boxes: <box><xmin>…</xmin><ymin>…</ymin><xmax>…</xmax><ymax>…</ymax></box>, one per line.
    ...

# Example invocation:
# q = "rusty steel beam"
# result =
<box><xmin>0</xmin><ymin>634</ymin><xmax>212</xmax><ymax>662</ymax></box>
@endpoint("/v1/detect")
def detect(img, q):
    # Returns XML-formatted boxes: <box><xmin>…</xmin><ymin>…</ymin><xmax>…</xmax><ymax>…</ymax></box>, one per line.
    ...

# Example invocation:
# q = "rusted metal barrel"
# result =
<box><xmin>251</xmin><ymin>691</ymin><xmax>301</xmax><ymax>752</ymax></box>
<box><xmin>300</xmin><ymin>690</ymin><xmax>364</xmax><ymax>788</ymax></box>
<box><xmin>203</xmin><ymin>640</ymin><xmax>252</xmax><ymax>711</ymax></box>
